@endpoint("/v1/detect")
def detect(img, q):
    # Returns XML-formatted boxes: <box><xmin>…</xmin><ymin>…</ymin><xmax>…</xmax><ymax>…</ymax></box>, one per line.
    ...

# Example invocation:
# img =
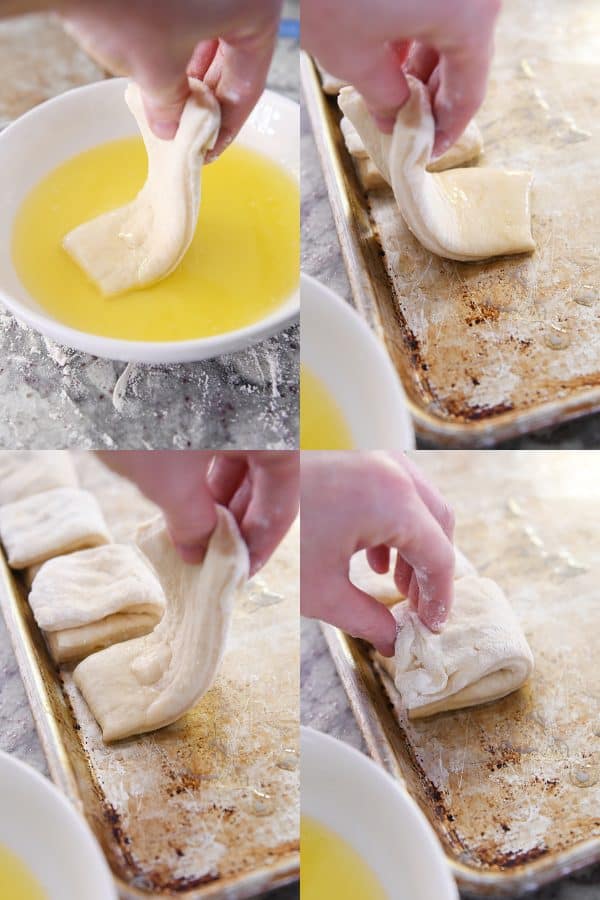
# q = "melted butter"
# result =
<box><xmin>12</xmin><ymin>139</ymin><xmax>299</xmax><ymax>341</ymax></box>
<box><xmin>0</xmin><ymin>844</ymin><xmax>47</xmax><ymax>899</ymax></box>
<box><xmin>301</xmin><ymin>816</ymin><xmax>388</xmax><ymax>900</ymax></box>
<box><xmin>300</xmin><ymin>366</ymin><xmax>354</xmax><ymax>450</ymax></box>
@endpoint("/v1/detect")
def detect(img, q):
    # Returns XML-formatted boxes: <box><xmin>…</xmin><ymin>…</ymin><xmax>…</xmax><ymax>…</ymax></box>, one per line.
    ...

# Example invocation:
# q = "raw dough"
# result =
<box><xmin>29</xmin><ymin>544</ymin><xmax>166</xmax><ymax>663</ymax></box>
<box><xmin>340</xmin><ymin>113</ymin><xmax>484</xmax><ymax>173</ymax></box>
<box><xmin>338</xmin><ymin>79</ymin><xmax>535</xmax><ymax>260</ymax></box>
<box><xmin>0</xmin><ymin>487</ymin><xmax>111</xmax><ymax>569</ymax></box>
<box><xmin>377</xmin><ymin>575</ymin><xmax>534</xmax><ymax>718</ymax></box>
<box><xmin>63</xmin><ymin>78</ymin><xmax>221</xmax><ymax>296</ymax></box>
<box><xmin>350</xmin><ymin>546</ymin><xmax>475</xmax><ymax>606</ymax></box>
<box><xmin>73</xmin><ymin>507</ymin><xmax>249</xmax><ymax>742</ymax></box>
<box><xmin>0</xmin><ymin>451</ymin><xmax>77</xmax><ymax>505</ymax></box>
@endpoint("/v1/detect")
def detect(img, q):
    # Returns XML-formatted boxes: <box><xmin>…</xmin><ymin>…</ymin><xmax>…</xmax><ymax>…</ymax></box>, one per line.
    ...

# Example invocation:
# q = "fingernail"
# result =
<box><xmin>175</xmin><ymin>543</ymin><xmax>205</xmax><ymax>565</ymax></box>
<box><xmin>152</xmin><ymin>120</ymin><xmax>178</xmax><ymax>140</ymax></box>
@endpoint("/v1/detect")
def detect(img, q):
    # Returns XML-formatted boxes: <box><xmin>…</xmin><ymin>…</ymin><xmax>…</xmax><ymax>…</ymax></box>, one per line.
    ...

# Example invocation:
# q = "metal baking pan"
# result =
<box><xmin>0</xmin><ymin>454</ymin><xmax>299</xmax><ymax>898</ymax></box>
<box><xmin>320</xmin><ymin>450</ymin><xmax>600</xmax><ymax>895</ymax></box>
<box><xmin>301</xmin><ymin>0</ymin><xmax>600</xmax><ymax>447</ymax></box>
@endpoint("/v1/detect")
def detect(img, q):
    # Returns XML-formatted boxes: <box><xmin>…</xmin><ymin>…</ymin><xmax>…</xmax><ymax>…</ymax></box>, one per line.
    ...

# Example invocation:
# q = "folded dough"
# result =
<box><xmin>378</xmin><ymin>575</ymin><xmax>534</xmax><ymax>718</ymax></box>
<box><xmin>29</xmin><ymin>544</ymin><xmax>166</xmax><ymax>663</ymax></box>
<box><xmin>73</xmin><ymin>507</ymin><xmax>248</xmax><ymax>742</ymax></box>
<box><xmin>338</xmin><ymin>79</ymin><xmax>535</xmax><ymax>260</ymax></box>
<box><xmin>63</xmin><ymin>78</ymin><xmax>221</xmax><ymax>296</ymax></box>
<box><xmin>340</xmin><ymin>113</ymin><xmax>483</xmax><ymax>173</ymax></box>
<box><xmin>0</xmin><ymin>451</ymin><xmax>77</xmax><ymax>506</ymax></box>
<box><xmin>0</xmin><ymin>488</ymin><xmax>111</xmax><ymax>569</ymax></box>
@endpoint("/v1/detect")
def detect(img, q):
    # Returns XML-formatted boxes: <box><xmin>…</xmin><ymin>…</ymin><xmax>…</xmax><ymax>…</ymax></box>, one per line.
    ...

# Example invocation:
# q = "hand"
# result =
<box><xmin>59</xmin><ymin>0</ymin><xmax>282</xmax><ymax>153</ymax></box>
<box><xmin>97</xmin><ymin>450</ymin><xmax>299</xmax><ymax>575</ymax></box>
<box><xmin>303</xmin><ymin>0</ymin><xmax>501</xmax><ymax>156</ymax></box>
<box><xmin>301</xmin><ymin>452</ymin><xmax>456</xmax><ymax>655</ymax></box>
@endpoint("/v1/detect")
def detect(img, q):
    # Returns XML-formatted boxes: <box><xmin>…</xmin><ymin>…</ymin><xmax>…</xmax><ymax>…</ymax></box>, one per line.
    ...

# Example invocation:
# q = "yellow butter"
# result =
<box><xmin>300</xmin><ymin>365</ymin><xmax>354</xmax><ymax>449</ymax></box>
<box><xmin>301</xmin><ymin>815</ymin><xmax>388</xmax><ymax>899</ymax></box>
<box><xmin>12</xmin><ymin>139</ymin><xmax>299</xmax><ymax>341</ymax></box>
<box><xmin>0</xmin><ymin>843</ymin><xmax>47</xmax><ymax>899</ymax></box>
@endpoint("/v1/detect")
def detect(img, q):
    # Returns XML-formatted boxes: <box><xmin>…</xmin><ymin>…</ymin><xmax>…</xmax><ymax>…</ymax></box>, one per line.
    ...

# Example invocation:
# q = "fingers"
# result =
<box><xmin>162</xmin><ymin>487</ymin><xmax>218</xmax><ymax>564</ymax></box>
<box><xmin>396</xmin><ymin>455</ymin><xmax>455</xmax><ymax>542</ymax></box>
<box><xmin>238</xmin><ymin>453</ymin><xmax>299</xmax><ymax>576</ymax></box>
<box><xmin>347</xmin><ymin>42</ymin><xmax>411</xmax><ymax>133</ymax></box>
<box><xmin>405</xmin><ymin>42</ymin><xmax>439</xmax><ymax>84</ymax></box>
<box><xmin>188</xmin><ymin>39</ymin><xmax>220</xmax><ymax>80</ymax></box>
<box><xmin>306</xmin><ymin>576</ymin><xmax>397</xmax><ymax>657</ymax></box>
<box><xmin>203</xmin><ymin>24</ymin><xmax>279</xmax><ymax>159</ymax></box>
<box><xmin>208</xmin><ymin>455</ymin><xmax>248</xmax><ymax>507</ymax></box>
<box><xmin>140</xmin><ymin>70</ymin><xmax>191</xmax><ymax>139</ymax></box>
<box><xmin>366</xmin><ymin>545</ymin><xmax>390</xmax><ymax>574</ymax></box>
<box><xmin>432</xmin><ymin>28</ymin><xmax>497</xmax><ymax>156</ymax></box>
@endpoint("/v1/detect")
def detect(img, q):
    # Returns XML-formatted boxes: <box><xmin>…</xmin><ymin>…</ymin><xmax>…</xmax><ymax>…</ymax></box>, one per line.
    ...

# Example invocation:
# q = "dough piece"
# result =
<box><xmin>73</xmin><ymin>507</ymin><xmax>249</xmax><ymax>742</ymax></box>
<box><xmin>29</xmin><ymin>544</ymin><xmax>166</xmax><ymax>664</ymax></box>
<box><xmin>0</xmin><ymin>451</ymin><xmax>77</xmax><ymax>506</ymax></box>
<box><xmin>350</xmin><ymin>546</ymin><xmax>475</xmax><ymax>606</ymax></box>
<box><xmin>0</xmin><ymin>488</ymin><xmax>111</xmax><ymax>569</ymax></box>
<box><xmin>378</xmin><ymin>575</ymin><xmax>534</xmax><ymax>718</ymax></box>
<box><xmin>340</xmin><ymin>112</ymin><xmax>483</xmax><ymax>173</ymax></box>
<box><xmin>46</xmin><ymin>612</ymin><xmax>158</xmax><ymax>665</ymax></box>
<box><xmin>338</xmin><ymin>80</ymin><xmax>535</xmax><ymax>260</ymax></box>
<box><xmin>63</xmin><ymin>78</ymin><xmax>221</xmax><ymax>296</ymax></box>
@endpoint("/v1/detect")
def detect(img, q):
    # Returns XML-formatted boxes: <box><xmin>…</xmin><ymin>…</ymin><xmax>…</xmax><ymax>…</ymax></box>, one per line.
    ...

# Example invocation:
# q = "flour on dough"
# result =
<box><xmin>29</xmin><ymin>544</ymin><xmax>165</xmax><ymax>663</ymax></box>
<box><xmin>63</xmin><ymin>78</ymin><xmax>221</xmax><ymax>296</ymax></box>
<box><xmin>0</xmin><ymin>487</ymin><xmax>111</xmax><ymax>569</ymax></box>
<box><xmin>73</xmin><ymin>507</ymin><xmax>249</xmax><ymax>742</ymax></box>
<box><xmin>0</xmin><ymin>451</ymin><xmax>77</xmax><ymax>506</ymax></box>
<box><xmin>377</xmin><ymin>575</ymin><xmax>534</xmax><ymax>718</ymax></box>
<box><xmin>339</xmin><ymin>79</ymin><xmax>535</xmax><ymax>260</ymax></box>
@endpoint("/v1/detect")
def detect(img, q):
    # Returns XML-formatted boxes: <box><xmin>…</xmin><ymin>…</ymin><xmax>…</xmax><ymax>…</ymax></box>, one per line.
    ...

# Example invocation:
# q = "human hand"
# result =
<box><xmin>303</xmin><ymin>0</ymin><xmax>501</xmax><ymax>156</ymax></box>
<box><xmin>300</xmin><ymin>452</ymin><xmax>456</xmax><ymax>655</ymax></box>
<box><xmin>59</xmin><ymin>0</ymin><xmax>282</xmax><ymax>153</ymax></box>
<box><xmin>97</xmin><ymin>450</ymin><xmax>299</xmax><ymax>575</ymax></box>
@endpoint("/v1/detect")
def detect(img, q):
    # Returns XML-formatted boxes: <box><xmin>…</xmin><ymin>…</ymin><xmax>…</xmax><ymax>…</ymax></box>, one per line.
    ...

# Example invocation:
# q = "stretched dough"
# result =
<box><xmin>377</xmin><ymin>575</ymin><xmax>534</xmax><ymax>718</ymax></box>
<box><xmin>73</xmin><ymin>507</ymin><xmax>249</xmax><ymax>742</ymax></box>
<box><xmin>63</xmin><ymin>78</ymin><xmax>221</xmax><ymax>296</ymax></box>
<box><xmin>338</xmin><ymin>79</ymin><xmax>535</xmax><ymax>260</ymax></box>
<box><xmin>0</xmin><ymin>451</ymin><xmax>77</xmax><ymax>506</ymax></box>
<box><xmin>340</xmin><ymin>113</ymin><xmax>483</xmax><ymax>173</ymax></box>
<box><xmin>0</xmin><ymin>488</ymin><xmax>111</xmax><ymax>569</ymax></box>
<box><xmin>29</xmin><ymin>544</ymin><xmax>166</xmax><ymax>663</ymax></box>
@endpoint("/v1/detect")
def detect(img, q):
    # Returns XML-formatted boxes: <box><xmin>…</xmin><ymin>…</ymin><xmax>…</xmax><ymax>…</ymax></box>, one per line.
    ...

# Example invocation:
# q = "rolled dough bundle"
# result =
<box><xmin>0</xmin><ymin>451</ymin><xmax>77</xmax><ymax>506</ymax></box>
<box><xmin>29</xmin><ymin>544</ymin><xmax>166</xmax><ymax>663</ymax></box>
<box><xmin>64</xmin><ymin>78</ymin><xmax>221</xmax><ymax>296</ymax></box>
<box><xmin>74</xmin><ymin>507</ymin><xmax>249</xmax><ymax>742</ymax></box>
<box><xmin>0</xmin><ymin>487</ymin><xmax>111</xmax><ymax>569</ymax></box>
<box><xmin>338</xmin><ymin>79</ymin><xmax>535</xmax><ymax>261</ymax></box>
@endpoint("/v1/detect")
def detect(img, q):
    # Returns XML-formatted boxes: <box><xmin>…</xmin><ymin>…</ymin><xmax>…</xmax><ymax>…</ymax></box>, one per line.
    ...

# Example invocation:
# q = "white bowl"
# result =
<box><xmin>301</xmin><ymin>727</ymin><xmax>458</xmax><ymax>900</ymax></box>
<box><xmin>301</xmin><ymin>274</ymin><xmax>415</xmax><ymax>449</ymax></box>
<box><xmin>0</xmin><ymin>750</ymin><xmax>117</xmax><ymax>899</ymax></box>
<box><xmin>0</xmin><ymin>79</ymin><xmax>299</xmax><ymax>363</ymax></box>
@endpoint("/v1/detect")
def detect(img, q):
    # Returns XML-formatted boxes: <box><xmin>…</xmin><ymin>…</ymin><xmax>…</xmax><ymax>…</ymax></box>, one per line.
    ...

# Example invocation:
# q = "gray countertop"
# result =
<box><xmin>300</xmin><ymin>101</ymin><xmax>600</xmax><ymax>450</ymax></box>
<box><xmin>0</xmin><ymin>8</ymin><xmax>299</xmax><ymax>451</ymax></box>
<box><xmin>301</xmin><ymin>618</ymin><xmax>600</xmax><ymax>900</ymax></box>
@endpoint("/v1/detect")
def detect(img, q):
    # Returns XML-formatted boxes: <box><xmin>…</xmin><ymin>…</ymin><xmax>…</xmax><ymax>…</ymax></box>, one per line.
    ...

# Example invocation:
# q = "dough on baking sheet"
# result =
<box><xmin>377</xmin><ymin>575</ymin><xmax>534</xmax><ymax>718</ymax></box>
<box><xmin>0</xmin><ymin>451</ymin><xmax>77</xmax><ymax>506</ymax></box>
<box><xmin>46</xmin><ymin>611</ymin><xmax>159</xmax><ymax>665</ymax></box>
<box><xmin>338</xmin><ymin>79</ymin><xmax>535</xmax><ymax>261</ymax></box>
<box><xmin>0</xmin><ymin>487</ymin><xmax>111</xmax><ymax>569</ymax></box>
<box><xmin>63</xmin><ymin>78</ymin><xmax>220</xmax><ymax>296</ymax></box>
<box><xmin>29</xmin><ymin>544</ymin><xmax>166</xmax><ymax>663</ymax></box>
<box><xmin>340</xmin><ymin>112</ymin><xmax>483</xmax><ymax>173</ymax></box>
<box><xmin>73</xmin><ymin>507</ymin><xmax>249</xmax><ymax>742</ymax></box>
<box><xmin>350</xmin><ymin>546</ymin><xmax>475</xmax><ymax>606</ymax></box>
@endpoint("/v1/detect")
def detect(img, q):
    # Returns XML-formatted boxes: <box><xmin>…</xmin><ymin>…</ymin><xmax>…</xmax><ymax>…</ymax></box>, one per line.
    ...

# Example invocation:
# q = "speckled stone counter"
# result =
<box><xmin>0</xmin><ymin>8</ymin><xmax>299</xmax><ymax>451</ymax></box>
<box><xmin>301</xmin><ymin>618</ymin><xmax>600</xmax><ymax>900</ymax></box>
<box><xmin>301</xmin><ymin>103</ymin><xmax>600</xmax><ymax>450</ymax></box>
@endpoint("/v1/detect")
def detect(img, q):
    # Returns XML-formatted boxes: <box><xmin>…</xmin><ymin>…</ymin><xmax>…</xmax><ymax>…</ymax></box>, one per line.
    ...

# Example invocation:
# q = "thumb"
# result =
<box><xmin>161</xmin><ymin>484</ymin><xmax>218</xmax><ymax>564</ymax></box>
<box><xmin>308</xmin><ymin>575</ymin><xmax>398</xmax><ymax>656</ymax></box>
<box><xmin>349</xmin><ymin>42</ymin><xmax>410</xmax><ymax>133</ymax></box>
<box><xmin>140</xmin><ymin>72</ymin><xmax>191</xmax><ymax>139</ymax></box>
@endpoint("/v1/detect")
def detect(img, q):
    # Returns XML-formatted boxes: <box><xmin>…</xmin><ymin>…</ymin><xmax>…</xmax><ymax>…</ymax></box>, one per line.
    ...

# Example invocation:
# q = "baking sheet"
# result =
<box><xmin>302</xmin><ymin>0</ymin><xmax>600</xmax><ymax>447</ymax></box>
<box><xmin>321</xmin><ymin>451</ymin><xmax>600</xmax><ymax>896</ymax></box>
<box><xmin>0</xmin><ymin>453</ymin><xmax>299</xmax><ymax>898</ymax></box>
